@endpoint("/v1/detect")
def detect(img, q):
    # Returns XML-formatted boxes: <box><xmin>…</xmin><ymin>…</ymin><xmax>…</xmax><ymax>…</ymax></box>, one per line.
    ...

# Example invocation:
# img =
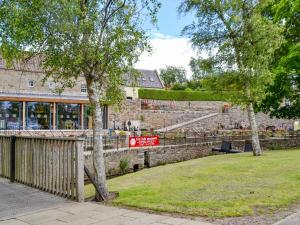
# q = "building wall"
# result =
<box><xmin>0</xmin><ymin>69</ymin><xmax>145</xmax><ymax>99</ymax></box>
<box><xmin>0</xmin><ymin>69</ymin><xmax>87</xmax><ymax>96</ymax></box>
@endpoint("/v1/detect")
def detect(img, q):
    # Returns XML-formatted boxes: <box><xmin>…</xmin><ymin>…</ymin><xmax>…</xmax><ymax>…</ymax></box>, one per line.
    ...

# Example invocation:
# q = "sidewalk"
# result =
<box><xmin>273</xmin><ymin>211</ymin><xmax>300</xmax><ymax>225</ymax></box>
<box><xmin>0</xmin><ymin>202</ymin><xmax>213</xmax><ymax>225</ymax></box>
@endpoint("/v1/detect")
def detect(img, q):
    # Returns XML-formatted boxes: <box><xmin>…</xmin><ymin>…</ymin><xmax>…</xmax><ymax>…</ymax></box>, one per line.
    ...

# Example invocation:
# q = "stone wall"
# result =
<box><xmin>107</xmin><ymin>99</ymin><xmax>294</xmax><ymax>131</ymax></box>
<box><xmin>179</xmin><ymin>108</ymin><xmax>294</xmax><ymax>133</ymax></box>
<box><xmin>84</xmin><ymin>136</ymin><xmax>300</xmax><ymax>177</ymax></box>
<box><xmin>85</xmin><ymin>148</ymin><xmax>145</xmax><ymax>177</ymax></box>
<box><xmin>144</xmin><ymin>142</ymin><xmax>219</xmax><ymax>167</ymax></box>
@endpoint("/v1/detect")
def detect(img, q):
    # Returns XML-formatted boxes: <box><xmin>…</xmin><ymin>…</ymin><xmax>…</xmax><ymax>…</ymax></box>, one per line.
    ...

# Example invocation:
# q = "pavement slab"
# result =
<box><xmin>0</xmin><ymin>178</ymin><xmax>212</xmax><ymax>225</ymax></box>
<box><xmin>0</xmin><ymin>178</ymin><xmax>67</xmax><ymax>220</ymax></box>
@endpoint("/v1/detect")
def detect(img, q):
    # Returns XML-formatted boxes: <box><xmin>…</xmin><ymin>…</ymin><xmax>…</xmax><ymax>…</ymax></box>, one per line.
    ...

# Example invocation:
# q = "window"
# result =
<box><xmin>26</xmin><ymin>102</ymin><xmax>51</xmax><ymax>130</ymax></box>
<box><xmin>81</xmin><ymin>84</ymin><xmax>87</xmax><ymax>94</ymax></box>
<box><xmin>142</xmin><ymin>77</ymin><xmax>146</xmax><ymax>81</ymax></box>
<box><xmin>150</xmin><ymin>77</ymin><xmax>154</xmax><ymax>82</ymax></box>
<box><xmin>57</xmin><ymin>103</ymin><xmax>81</xmax><ymax>129</ymax></box>
<box><xmin>84</xmin><ymin>104</ymin><xmax>108</xmax><ymax>129</ymax></box>
<box><xmin>28</xmin><ymin>80</ymin><xmax>35</xmax><ymax>88</ymax></box>
<box><xmin>48</xmin><ymin>82</ymin><xmax>55</xmax><ymax>89</ymax></box>
<box><xmin>0</xmin><ymin>101</ymin><xmax>23</xmax><ymax>130</ymax></box>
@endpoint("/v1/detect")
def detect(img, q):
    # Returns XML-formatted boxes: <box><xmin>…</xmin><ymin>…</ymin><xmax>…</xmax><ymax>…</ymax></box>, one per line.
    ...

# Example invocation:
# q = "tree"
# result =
<box><xmin>189</xmin><ymin>57</ymin><xmax>215</xmax><ymax>80</ymax></box>
<box><xmin>180</xmin><ymin>0</ymin><xmax>283</xmax><ymax>156</ymax></box>
<box><xmin>0</xmin><ymin>0</ymin><xmax>160</xmax><ymax>200</ymax></box>
<box><xmin>159</xmin><ymin>65</ymin><xmax>187</xmax><ymax>87</ymax></box>
<box><xmin>258</xmin><ymin>0</ymin><xmax>300</xmax><ymax>119</ymax></box>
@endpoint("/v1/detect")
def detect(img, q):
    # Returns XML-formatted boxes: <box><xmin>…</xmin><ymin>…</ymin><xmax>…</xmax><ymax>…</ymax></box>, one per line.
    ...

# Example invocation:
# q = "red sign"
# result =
<box><xmin>129</xmin><ymin>136</ymin><xmax>160</xmax><ymax>147</ymax></box>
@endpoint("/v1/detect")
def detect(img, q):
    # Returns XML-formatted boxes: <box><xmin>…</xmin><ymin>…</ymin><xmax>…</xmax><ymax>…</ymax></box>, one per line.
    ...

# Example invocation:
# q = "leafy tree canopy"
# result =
<box><xmin>180</xmin><ymin>0</ymin><xmax>283</xmax><ymax>155</ymax></box>
<box><xmin>0</xmin><ymin>0</ymin><xmax>160</xmax><ymax>200</ymax></box>
<box><xmin>258</xmin><ymin>0</ymin><xmax>300</xmax><ymax>119</ymax></box>
<box><xmin>159</xmin><ymin>65</ymin><xmax>187</xmax><ymax>87</ymax></box>
<box><xmin>189</xmin><ymin>57</ymin><xmax>215</xmax><ymax>80</ymax></box>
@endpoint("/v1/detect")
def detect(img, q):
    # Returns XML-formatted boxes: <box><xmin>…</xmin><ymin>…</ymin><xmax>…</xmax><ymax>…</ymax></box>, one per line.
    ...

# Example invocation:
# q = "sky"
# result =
<box><xmin>135</xmin><ymin>0</ymin><xmax>199</xmax><ymax>78</ymax></box>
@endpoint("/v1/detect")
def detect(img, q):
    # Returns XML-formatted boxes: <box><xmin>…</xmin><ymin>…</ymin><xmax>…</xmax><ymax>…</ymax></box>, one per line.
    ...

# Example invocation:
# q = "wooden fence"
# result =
<box><xmin>0</xmin><ymin>136</ymin><xmax>84</xmax><ymax>202</ymax></box>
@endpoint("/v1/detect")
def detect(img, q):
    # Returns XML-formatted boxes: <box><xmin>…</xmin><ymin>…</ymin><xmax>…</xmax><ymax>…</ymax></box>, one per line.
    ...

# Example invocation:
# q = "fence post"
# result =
<box><xmin>10</xmin><ymin>136</ymin><xmax>16</xmax><ymax>183</ymax></box>
<box><xmin>117</xmin><ymin>136</ymin><xmax>119</xmax><ymax>150</ymax></box>
<box><xmin>76</xmin><ymin>139</ymin><xmax>84</xmax><ymax>202</ymax></box>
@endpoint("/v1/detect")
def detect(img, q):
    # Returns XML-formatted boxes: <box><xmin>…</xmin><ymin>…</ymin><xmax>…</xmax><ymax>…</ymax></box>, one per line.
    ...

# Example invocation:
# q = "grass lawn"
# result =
<box><xmin>85</xmin><ymin>150</ymin><xmax>300</xmax><ymax>218</ymax></box>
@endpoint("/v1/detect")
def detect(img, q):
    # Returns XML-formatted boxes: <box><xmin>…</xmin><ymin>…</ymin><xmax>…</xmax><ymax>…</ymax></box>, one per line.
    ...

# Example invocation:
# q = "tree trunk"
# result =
<box><xmin>247</xmin><ymin>102</ymin><xmax>262</xmax><ymax>156</ymax></box>
<box><xmin>92</xmin><ymin>100</ymin><xmax>109</xmax><ymax>200</ymax></box>
<box><xmin>86</xmin><ymin>78</ymin><xmax>109</xmax><ymax>201</ymax></box>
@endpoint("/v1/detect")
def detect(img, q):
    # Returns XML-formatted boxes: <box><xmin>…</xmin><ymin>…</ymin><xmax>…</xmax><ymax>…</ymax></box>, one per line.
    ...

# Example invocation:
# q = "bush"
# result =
<box><xmin>119</xmin><ymin>157</ymin><xmax>130</xmax><ymax>174</ymax></box>
<box><xmin>184</xmin><ymin>88</ymin><xmax>193</xmax><ymax>92</ymax></box>
<box><xmin>171</xmin><ymin>83</ymin><xmax>187</xmax><ymax>90</ymax></box>
<box><xmin>268</xmin><ymin>143</ymin><xmax>283</xmax><ymax>150</ymax></box>
<box><xmin>138</xmin><ymin>88</ymin><xmax>231</xmax><ymax>101</ymax></box>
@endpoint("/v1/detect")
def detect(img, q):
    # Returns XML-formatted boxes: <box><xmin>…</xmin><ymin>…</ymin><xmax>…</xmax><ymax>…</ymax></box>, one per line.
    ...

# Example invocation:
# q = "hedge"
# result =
<box><xmin>138</xmin><ymin>88</ymin><xmax>231</xmax><ymax>101</ymax></box>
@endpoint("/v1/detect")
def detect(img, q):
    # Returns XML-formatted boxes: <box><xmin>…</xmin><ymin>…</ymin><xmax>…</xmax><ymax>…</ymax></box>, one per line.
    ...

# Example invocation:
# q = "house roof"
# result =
<box><xmin>124</xmin><ymin>69</ymin><xmax>164</xmax><ymax>89</ymax></box>
<box><xmin>0</xmin><ymin>56</ymin><xmax>164</xmax><ymax>89</ymax></box>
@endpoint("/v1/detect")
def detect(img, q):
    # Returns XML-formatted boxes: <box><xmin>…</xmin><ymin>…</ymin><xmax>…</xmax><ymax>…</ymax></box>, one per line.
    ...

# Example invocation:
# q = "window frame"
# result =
<box><xmin>28</xmin><ymin>80</ymin><xmax>35</xmax><ymax>88</ymax></box>
<box><xmin>81</xmin><ymin>84</ymin><xmax>87</xmax><ymax>94</ymax></box>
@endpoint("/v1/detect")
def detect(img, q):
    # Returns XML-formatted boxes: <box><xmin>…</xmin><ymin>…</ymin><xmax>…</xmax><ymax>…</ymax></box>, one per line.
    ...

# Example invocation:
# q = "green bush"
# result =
<box><xmin>119</xmin><ymin>157</ymin><xmax>130</xmax><ymax>174</ymax></box>
<box><xmin>268</xmin><ymin>143</ymin><xmax>283</xmax><ymax>150</ymax></box>
<box><xmin>138</xmin><ymin>88</ymin><xmax>231</xmax><ymax>101</ymax></box>
<box><xmin>171</xmin><ymin>83</ymin><xmax>187</xmax><ymax>90</ymax></box>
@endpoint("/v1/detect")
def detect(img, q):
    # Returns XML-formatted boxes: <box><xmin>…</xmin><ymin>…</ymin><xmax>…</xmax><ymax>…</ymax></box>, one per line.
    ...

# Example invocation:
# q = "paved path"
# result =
<box><xmin>156</xmin><ymin>113</ymin><xmax>219</xmax><ymax>132</ymax></box>
<box><xmin>0</xmin><ymin>202</ymin><xmax>213</xmax><ymax>225</ymax></box>
<box><xmin>0</xmin><ymin>178</ymin><xmax>66</xmax><ymax>220</ymax></box>
<box><xmin>0</xmin><ymin>178</ymin><xmax>212</xmax><ymax>225</ymax></box>
<box><xmin>273</xmin><ymin>211</ymin><xmax>300</xmax><ymax>225</ymax></box>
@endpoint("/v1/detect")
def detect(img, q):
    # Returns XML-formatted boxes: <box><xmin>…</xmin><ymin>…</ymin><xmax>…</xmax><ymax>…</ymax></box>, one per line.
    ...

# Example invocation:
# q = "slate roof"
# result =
<box><xmin>0</xmin><ymin>56</ymin><xmax>164</xmax><ymax>89</ymax></box>
<box><xmin>124</xmin><ymin>69</ymin><xmax>164</xmax><ymax>89</ymax></box>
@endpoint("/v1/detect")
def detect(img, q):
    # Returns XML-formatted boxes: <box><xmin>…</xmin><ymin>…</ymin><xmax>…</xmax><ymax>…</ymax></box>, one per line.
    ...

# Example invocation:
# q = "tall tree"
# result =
<box><xmin>180</xmin><ymin>0</ymin><xmax>283</xmax><ymax>156</ymax></box>
<box><xmin>159</xmin><ymin>65</ymin><xmax>187</xmax><ymax>87</ymax></box>
<box><xmin>0</xmin><ymin>0</ymin><xmax>160</xmax><ymax>200</ymax></box>
<box><xmin>258</xmin><ymin>0</ymin><xmax>300</xmax><ymax>119</ymax></box>
<box><xmin>189</xmin><ymin>57</ymin><xmax>215</xmax><ymax>80</ymax></box>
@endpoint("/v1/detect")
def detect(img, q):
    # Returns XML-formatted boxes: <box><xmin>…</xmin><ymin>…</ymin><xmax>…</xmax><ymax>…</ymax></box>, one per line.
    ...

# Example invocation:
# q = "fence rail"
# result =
<box><xmin>0</xmin><ymin>136</ymin><xmax>84</xmax><ymax>202</ymax></box>
<box><xmin>83</xmin><ymin>130</ymin><xmax>300</xmax><ymax>151</ymax></box>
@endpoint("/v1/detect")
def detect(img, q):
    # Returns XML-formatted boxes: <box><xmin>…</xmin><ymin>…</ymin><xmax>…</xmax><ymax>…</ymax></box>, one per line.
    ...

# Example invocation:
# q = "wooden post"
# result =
<box><xmin>10</xmin><ymin>136</ymin><xmax>16</xmax><ymax>182</ymax></box>
<box><xmin>53</xmin><ymin>102</ymin><xmax>56</xmax><ymax>129</ymax></box>
<box><xmin>75</xmin><ymin>139</ymin><xmax>84</xmax><ymax>202</ymax></box>
<box><xmin>81</xmin><ymin>104</ymin><xmax>84</xmax><ymax>129</ymax></box>
<box><xmin>22</xmin><ymin>102</ymin><xmax>26</xmax><ymax>130</ymax></box>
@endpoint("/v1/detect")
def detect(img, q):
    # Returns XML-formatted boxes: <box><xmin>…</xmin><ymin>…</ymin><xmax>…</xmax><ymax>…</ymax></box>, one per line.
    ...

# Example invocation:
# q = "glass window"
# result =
<box><xmin>84</xmin><ymin>104</ymin><xmax>108</xmax><ymax>129</ymax></box>
<box><xmin>0</xmin><ymin>101</ymin><xmax>23</xmax><ymax>130</ymax></box>
<box><xmin>57</xmin><ymin>103</ymin><xmax>81</xmax><ymax>129</ymax></box>
<box><xmin>26</xmin><ymin>102</ymin><xmax>51</xmax><ymax>130</ymax></box>
<box><xmin>28</xmin><ymin>80</ymin><xmax>35</xmax><ymax>88</ymax></box>
<box><xmin>48</xmin><ymin>82</ymin><xmax>55</xmax><ymax>90</ymax></box>
<box><xmin>81</xmin><ymin>84</ymin><xmax>87</xmax><ymax>94</ymax></box>
<box><xmin>84</xmin><ymin>105</ymin><xmax>92</xmax><ymax>129</ymax></box>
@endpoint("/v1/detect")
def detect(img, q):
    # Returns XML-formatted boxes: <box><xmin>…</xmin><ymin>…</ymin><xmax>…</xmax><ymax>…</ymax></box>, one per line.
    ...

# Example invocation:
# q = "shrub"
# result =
<box><xmin>268</xmin><ymin>143</ymin><xmax>283</xmax><ymax>150</ymax></box>
<box><xmin>185</xmin><ymin>88</ymin><xmax>193</xmax><ymax>92</ymax></box>
<box><xmin>171</xmin><ymin>83</ymin><xmax>187</xmax><ymax>90</ymax></box>
<box><xmin>138</xmin><ymin>88</ymin><xmax>231</xmax><ymax>101</ymax></box>
<box><xmin>119</xmin><ymin>157</ymin><xmax>130</xmax><ymax>174</ymax></box>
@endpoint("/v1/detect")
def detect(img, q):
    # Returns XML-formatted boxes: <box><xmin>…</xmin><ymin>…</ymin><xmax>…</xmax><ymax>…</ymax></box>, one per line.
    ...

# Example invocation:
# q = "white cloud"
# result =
<box><xmin>135</xmin><ymin>33</ymin><xmax>206</xmax><ymax>79</ymax></box>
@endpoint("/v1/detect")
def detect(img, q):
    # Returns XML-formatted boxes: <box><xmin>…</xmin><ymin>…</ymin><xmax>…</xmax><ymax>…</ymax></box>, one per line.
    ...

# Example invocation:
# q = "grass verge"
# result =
<box><xmin>85</xmin><ymin>150</ymin><xmax>300</xmax><ymax>218</ymax></box>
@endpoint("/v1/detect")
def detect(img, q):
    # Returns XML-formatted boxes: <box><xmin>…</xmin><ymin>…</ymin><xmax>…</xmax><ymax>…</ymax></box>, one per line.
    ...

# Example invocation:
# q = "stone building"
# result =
<box><xmin>0</xmin><ymin>56</ymin><xmax>164</xmax><ymax>131</ymax></box>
